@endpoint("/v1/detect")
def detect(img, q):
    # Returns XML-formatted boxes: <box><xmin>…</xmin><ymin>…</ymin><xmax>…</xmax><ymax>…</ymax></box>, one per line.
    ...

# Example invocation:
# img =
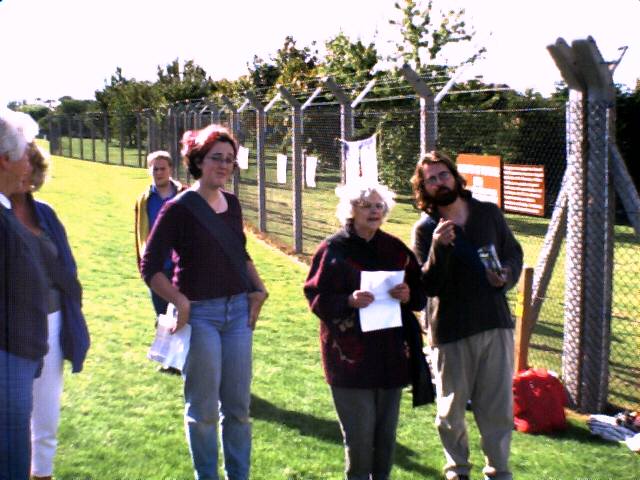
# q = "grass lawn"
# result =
<box><xmin>31</xmin><ymin>152</ymin><xmax>640</xmax><ymax>479</ymax></box>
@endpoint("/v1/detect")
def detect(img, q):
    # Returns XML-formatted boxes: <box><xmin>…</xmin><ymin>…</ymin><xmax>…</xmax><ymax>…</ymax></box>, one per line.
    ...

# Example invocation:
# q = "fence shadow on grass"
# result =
<box><xmin>251</xmin><ymin>394</ymin><xmax>441</xmax><ymax>478</ymax></box>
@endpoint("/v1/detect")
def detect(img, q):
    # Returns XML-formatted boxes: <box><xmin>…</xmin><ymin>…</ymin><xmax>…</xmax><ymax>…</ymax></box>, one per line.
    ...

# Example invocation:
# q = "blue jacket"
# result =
<box><xmin>33</xmin><ymin>197</ymin><xmax>90</xmax><ymax>373</ymax></box>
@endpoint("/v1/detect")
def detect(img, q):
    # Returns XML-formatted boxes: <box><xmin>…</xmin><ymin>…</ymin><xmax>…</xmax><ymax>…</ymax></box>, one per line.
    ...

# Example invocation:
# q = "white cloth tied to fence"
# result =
<box><xmin>237</xmin><ymin>145</ymin><xmax>249</xmax><ymax>170</ymax></box>
<box><xmin>305</xmin><ymin>155</ymin><xmax>318</xmax><ymax>188</ymax></box>
<box><xmin>277</xmin><ymin>153</ymin><xmax>287</xmax><ymax>184</ymax></box>
<box><xmin>345</xmin><ymin>134</ymin><xmax>378</xmax><ymax>185</ymax></box>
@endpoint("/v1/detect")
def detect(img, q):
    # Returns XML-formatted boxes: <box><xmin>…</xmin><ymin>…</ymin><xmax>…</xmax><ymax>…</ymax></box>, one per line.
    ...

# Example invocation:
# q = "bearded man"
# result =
<box><xmin>411</xmin><ymin>151</ymin><xmax>523</xmax><ymax>480</ymax></box>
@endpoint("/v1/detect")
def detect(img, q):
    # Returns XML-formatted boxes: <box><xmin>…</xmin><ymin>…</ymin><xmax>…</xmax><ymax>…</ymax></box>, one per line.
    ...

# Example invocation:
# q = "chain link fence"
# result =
<box><xmin>47</xmin><ymin>86</ymin><xmax>639</xmax><ymax>411</ymax></box>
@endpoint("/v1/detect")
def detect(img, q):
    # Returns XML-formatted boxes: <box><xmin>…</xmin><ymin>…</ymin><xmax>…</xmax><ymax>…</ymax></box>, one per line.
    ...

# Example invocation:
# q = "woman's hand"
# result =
<box><xmin>348</xmin><ymin>290</ymin><xmax>375</xmax><ymax>309</ymax></box>
<box><xmin>389</xmin><ymin>282</ymin><xmax>410</xmax><ymax>304</ymax></box>
<box><xmin>433</xmin><ymin>218</ymin><xmax>456</xmax><ymax>247</ymax></box>
<box><xmin>172</xmin><ymin>296</ymin><xmax>191</xmax><ymax>334</ymax></box>
<box><xmin>248</xmin><ymin>290</ymin><xmax>269</xmax><ymax>330</ymax></box>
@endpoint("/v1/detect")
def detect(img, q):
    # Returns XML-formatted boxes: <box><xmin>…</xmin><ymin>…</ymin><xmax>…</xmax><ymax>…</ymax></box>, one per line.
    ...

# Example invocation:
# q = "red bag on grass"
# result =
<box><xmin>513</xmin><ymin>368</ymin><xmax>568</xmax><ymax>433</ymax></box>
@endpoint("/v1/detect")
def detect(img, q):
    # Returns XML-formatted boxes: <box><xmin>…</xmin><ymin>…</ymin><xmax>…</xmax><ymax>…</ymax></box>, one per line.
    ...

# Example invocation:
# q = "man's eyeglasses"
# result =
<box><xmin>424</xmin><ymin>170</ymin><xmax>452</xmax><ymax>186</ymax></box>
<box><xmin>207</xmin><ymin>154</ymin><xmax>236</xmax><ymax>166</ymax></box>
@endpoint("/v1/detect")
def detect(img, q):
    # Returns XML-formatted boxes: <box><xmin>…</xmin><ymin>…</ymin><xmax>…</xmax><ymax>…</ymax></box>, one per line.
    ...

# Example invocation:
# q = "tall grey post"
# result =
<box><xmin>221</xmin><ymin>96</ymin><xmax>241</xmax><ymax>197</ymax></box>
<box><xmin>401</xmin><ymin>65</ymin><xmax>436</xmax><ymax>155</ymax></box>
<box><xmin>136</xmin><ymin>112</ymin><xmax>142</xmax><ymax>167</ymax></box>
<box><xmin>324</xmin><ymin>77</ymin><xmax>353</xmax><ymax>184</ymax></box>
<box><xmin>78</xmin><ymin>116</ymin><xmax>84</xmax><ymax>159</ymax></box>
<box><xmin>549</xmin><ymin>37</ymin><xmax>615</xmax><ymax>412</ymax></box>
<box><xmin>120</xmin><ymin>116</ymin><xmax>125</xmax><ymax>165</ymax></box>
<box><xmin>101</xmin><ymin>114</ymin><xmax>108</xmax><ymax>164</ymax></box>
<box><xmin>245</xmin><ymin>92</ymin><xmax>267</xmax><ymax>232</ymax></box>
<box><xmin>67</xmin><ymin>116</ymin><xmax>73</xmax><ymax>158</ymax></box>
<box><xmin>279</xmin><ymin>86</ymin><xmax>304</xmax><ymax>253</ymax></box>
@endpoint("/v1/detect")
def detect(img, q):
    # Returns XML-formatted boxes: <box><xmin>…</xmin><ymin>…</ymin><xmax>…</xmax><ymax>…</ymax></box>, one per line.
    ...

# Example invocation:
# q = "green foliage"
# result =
<box><xmin>156</xmin><ymin>58</ymin><xmax>214</xmax><ymax>103</ymax></box>
<box><xmin>389</xmin><ymin>0</ymin><xmax>485</xmax><ymax>77</ymax></box>
<box><xmin>319</xmin><ymin>33</ymin><xmax>380</xmax><ymax>86</ymax></box>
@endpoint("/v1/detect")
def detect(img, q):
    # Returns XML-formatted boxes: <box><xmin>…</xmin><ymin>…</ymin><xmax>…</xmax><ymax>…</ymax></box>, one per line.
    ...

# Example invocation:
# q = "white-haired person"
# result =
<box><xmin>304</xmin><ymin>181</ymin><xmax>427</xmax><ymax>480</ymax></box>
<box><xmin>0</xmin><ymin>109</ymin><xmax>49</xmax><ymax>479</ymax></box>
<box><xmin>10</xmin><ymin>142</ymin><xmax>89</xmax><ymax>480</ymax></box>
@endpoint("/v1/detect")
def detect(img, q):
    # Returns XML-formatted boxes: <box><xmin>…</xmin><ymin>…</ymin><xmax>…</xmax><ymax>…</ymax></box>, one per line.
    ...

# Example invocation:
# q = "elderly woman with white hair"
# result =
<box><xmin>0</xmin><ymin>109</ymin><xmax>49</xmax><ymax>479</ymax></box>
<box><xmin>304</xmin><ymin>181</ymin><xmax>427</xmax><ymax>480</ymax></box>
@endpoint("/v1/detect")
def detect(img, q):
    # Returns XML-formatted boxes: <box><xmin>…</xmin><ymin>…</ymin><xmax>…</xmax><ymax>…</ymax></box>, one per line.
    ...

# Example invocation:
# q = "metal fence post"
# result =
<box><xmin>103</xmin><ymin>113</ymin><xmax>109</xmax><ymax>164</ymax></box>
<box><xmin>324</xmin><ymin>77</ymin><xmax>353</xmax><ymax>184</ymax></box>
<box><xmin>67</xmin><ymin>116</ymin><xmax>73</xmax><ymax>158</ymax></box>
<box><xmin>120</xmin><ymin>115</ymin><xmax>125</xmax><ymax>165</ymax></box>
<box><xmin>78</xmin><ymin>115</ymin><xmax>84</xmax><ymax>160</ymax></box>
<box><xmin>90</xmin><ymin>116</ymin><xmax>96</xmax><ymax>161</ymax></box>
<box><xmin>245</xmin><ymin>92</ymin><xmax>267</xmax><ymax>232</ymax></box>
<box><xmin>401</xmin><ymin>65</ymin><xmax>436</xmax><ymax>155</ymax></box>
<box><xmin>136</xmin><ymin>112</ymin><xmax>142</xmax><ymax>167</ymax></box>
<box><xmin>279</xmin><ymin>86</ymin><xmax>303</xmax><ymax>254</ymax></box>
<box><xmin>221</xmin><ymin>96</ymin><xmax>241</xmax><ymax>197</ymax></box>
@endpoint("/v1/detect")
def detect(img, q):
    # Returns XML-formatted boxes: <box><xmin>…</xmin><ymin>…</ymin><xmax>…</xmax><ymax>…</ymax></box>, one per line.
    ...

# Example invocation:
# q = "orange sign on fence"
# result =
<box><xmin>456</xmin><ymin>154</ymin><xmax>502</xmax><ymax>208</ymax></box>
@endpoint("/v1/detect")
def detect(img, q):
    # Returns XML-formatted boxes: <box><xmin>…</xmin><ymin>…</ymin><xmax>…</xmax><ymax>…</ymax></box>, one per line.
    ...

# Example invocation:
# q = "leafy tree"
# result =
<box><xmin>319</xmin><ymin>33</ymin><xmax>379</xmax><ymax>87</ymax></box>
<box><xmin>376</xmin><ymin>0</ymin><xmax>486</xmax><ymax>191</ymax></box>
<box><xmin>156</xmin><ymin>59</ymin><xmax>214</xmax><ymax>104</ymax></box>
<box><xmin>389</xmin><ymin>0</ymin><xmax>485</xmax><ymax>78</ymax></box>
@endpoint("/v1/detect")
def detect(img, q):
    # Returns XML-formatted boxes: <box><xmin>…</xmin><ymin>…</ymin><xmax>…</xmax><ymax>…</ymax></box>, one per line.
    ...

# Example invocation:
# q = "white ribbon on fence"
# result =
<box><xmin>237</xmin><ymin>145</ymin><xmax>249</xmax><ymax>170</ymax></box>
<box><xmin>276</xmin><ymin>154</ymin><xmax>287</xmax><ymax>184</ymax></box>
<box><xmin>345</xmin><ymin>134</ymin><xmax>378</xmax><ymax>185</ymax></box>
<box><xmin>305</xmin><ymin>155</ymin><xmax>318</xmax><ymax>188</ymax></box>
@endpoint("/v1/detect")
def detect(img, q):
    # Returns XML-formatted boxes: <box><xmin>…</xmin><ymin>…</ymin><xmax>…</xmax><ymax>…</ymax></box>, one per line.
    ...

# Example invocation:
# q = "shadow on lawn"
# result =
<box><xmin>251</xmin><ymin>395</ymin><xmax>441</xmax><ymax>478</ymax></box>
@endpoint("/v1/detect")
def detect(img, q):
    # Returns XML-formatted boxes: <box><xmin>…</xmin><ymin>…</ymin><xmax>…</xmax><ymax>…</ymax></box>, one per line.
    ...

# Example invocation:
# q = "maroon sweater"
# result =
<box><xmin>304</xmin><ymin>225</ymin><xmax>426</xmax><ymax>389</ymax></box>
<box><xmin>141</xmin><ymin>191</ymin><xmax>250</xmax><ymax>300</ymax></box>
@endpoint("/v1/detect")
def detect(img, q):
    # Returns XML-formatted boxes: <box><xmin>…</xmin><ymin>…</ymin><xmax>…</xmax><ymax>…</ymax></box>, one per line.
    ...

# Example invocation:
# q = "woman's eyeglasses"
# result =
<box><xmin>354</xmin><ymin>201</ymin><xmax>386</xmax><ymax>211</ymax></box>
<box><xmin>207</xmin><ymin>154</ymin><xmax>236</xmax><ymax>166</ymax></box>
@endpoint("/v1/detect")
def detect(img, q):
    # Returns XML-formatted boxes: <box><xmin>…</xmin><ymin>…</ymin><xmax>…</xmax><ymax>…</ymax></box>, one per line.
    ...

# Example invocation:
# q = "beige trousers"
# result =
<box><xmin>431</xmin><ymin>328</ymin><xmax>514</xmax><ymax>480</ymax></box>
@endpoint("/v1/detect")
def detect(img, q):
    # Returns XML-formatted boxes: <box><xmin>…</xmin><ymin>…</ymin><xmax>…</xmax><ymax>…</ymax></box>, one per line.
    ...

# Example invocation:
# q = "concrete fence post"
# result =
<box><xmin>220</xmin><ymin>96</ymin><xmax>241</xmax><ymax>197</ymax></box>
<box><xmin>279</xmin><ymin>86</ymin><xmax>304</xmax><ymax>254</ymax></box>
<box><xmin>245</xmin><ymin>92</ymin><xmax>267</xmax><ymax>232</ymax></box>
<box><xmin>324</xmin><ymin>77</ymin><xmax>353</xmax><ymax>184</ymax></box>
<box><xmin>401</xmin><ymin>65</ymin><xmax>436</xmax><ymax>155</ymax></box>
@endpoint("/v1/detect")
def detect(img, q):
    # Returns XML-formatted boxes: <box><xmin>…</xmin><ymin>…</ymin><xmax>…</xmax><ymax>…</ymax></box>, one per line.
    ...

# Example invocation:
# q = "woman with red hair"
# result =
<box><xmin>141</xmin><ymin>124</ymin><xmax>268</xmax><ymax>480</ymax></box>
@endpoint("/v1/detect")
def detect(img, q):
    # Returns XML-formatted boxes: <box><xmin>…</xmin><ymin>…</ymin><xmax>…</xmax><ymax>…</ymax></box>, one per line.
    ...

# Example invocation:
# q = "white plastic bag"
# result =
<box><xmin>147</xmin><ymin>304</ymin><xmax>191</xmax><ymax>371</ymax></box>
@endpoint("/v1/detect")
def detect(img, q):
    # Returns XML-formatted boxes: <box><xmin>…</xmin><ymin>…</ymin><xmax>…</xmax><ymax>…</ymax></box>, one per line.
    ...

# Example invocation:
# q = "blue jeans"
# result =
<box><xmin>183</xmin><ymin>293</ymin><xmax>252</xmax><ymax>480</ymax></box>
<box><xmin>0</xmin><ymin>350</ymin><xmax>39</xmax><ymax>480</ymax></box>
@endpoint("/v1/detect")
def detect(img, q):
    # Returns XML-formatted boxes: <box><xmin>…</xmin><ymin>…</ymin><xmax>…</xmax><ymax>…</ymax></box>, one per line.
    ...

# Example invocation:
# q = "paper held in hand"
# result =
<box><xmin>359</xmin><ymin>270</ymin><xmax>404</xmax><ymax>332</ymax></box>
<box><xmin>148</xmin><ymin>304</ymin><xmax>191</xmax><ymax>371</ymax></box>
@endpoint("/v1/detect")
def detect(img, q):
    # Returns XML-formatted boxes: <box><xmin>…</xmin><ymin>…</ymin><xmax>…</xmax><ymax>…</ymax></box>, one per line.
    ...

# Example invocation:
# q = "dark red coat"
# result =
<box><xmin>304</xmin><ymin>225</ymin><xmax>426</xmax><ymax>388</ymax></box>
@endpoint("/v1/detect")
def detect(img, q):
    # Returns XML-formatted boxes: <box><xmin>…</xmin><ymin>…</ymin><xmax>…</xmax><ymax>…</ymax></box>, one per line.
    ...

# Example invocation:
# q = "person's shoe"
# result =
<box><xmin>157</xmin><ymin>366</ymin><xmax>181</xmax><ymax>375</ymax></box>
<box><xmin>31</xmin><ymin>476</ymin><xmax>53</xmax><ymax>480</ymax></box>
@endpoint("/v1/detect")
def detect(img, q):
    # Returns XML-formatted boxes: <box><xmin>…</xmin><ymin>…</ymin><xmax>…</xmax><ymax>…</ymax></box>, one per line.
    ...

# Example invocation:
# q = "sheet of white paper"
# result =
<box><xmin>359</xmin><ymin>270</ymin><xmax>404</xmax><ymax>332</ymax></box>
<box><xmin>305</xmin><ymin>155</ymin><xmax>317</xmax><ymax>188</ymax></box>
<box><xmin>237</xmin><ymin>145</ymin><xmax>249</xmax><ymax>170</ymax></box>
<box><xmin>276</xmin><ymin>153</ymin><xmax>287</xmax><ymax>184</ymax></box>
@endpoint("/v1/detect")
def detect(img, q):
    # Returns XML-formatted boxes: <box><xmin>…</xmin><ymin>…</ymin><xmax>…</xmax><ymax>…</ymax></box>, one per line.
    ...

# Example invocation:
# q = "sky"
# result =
<box><xmin>1</xmin><ymin>0</ymin><xmax>638</xmax><ymax>106</ymax></box>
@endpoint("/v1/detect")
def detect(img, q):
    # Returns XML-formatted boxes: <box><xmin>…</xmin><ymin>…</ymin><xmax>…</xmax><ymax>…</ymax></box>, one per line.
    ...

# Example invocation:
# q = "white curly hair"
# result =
<box><xmin>335</xmin><ymin>180</ymin><xmax>396</xmax><ymax>226</ymax></box>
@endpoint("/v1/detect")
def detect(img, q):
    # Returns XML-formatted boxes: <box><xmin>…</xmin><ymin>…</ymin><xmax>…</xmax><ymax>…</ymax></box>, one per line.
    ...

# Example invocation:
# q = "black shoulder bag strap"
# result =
<box><xmin>175</xmin><ymin>191</ymin><xmax>251</xmax><ymax>291</ymax></box>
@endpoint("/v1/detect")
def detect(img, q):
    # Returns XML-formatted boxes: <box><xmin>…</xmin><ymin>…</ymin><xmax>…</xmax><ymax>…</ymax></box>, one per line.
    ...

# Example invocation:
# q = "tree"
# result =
<box><xmin>319</xmin><ymin>33</ymin><xmax>379</xmax><ymax>87</ymax></box>
<box><xmin>389</xmin><ymin>0</ymin><xmax>485</xmax><ymax>78</ymax></box>
<box><xmin>156</xmin><ymin>59</ymin><xmax>214</xmax><ymax>103</ymax></box>
<box><xmin>376</xmin><ymin>0</ymin><xmax>486</xmax><ymax>191</ymax></box>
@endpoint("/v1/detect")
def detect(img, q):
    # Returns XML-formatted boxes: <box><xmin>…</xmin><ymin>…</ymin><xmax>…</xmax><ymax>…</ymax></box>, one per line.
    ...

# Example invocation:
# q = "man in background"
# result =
<box><xmin>134</xmin><ymin>151</ymin><xmax>184</xmax><ymax>329</ymax></box>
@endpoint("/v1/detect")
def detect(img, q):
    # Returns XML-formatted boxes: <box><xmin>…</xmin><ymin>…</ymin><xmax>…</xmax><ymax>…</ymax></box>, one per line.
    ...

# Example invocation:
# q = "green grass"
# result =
<box><xmin>31</xmin><ymin>151</ymin><xmax>640</xmax><ymax>479</ymax></box>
